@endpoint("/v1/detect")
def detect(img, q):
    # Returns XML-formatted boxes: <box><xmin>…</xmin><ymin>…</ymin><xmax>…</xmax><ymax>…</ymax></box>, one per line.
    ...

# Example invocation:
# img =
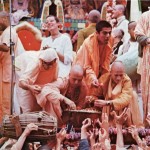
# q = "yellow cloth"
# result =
<box><xmin>76</xmin><ymin>23</ymin><xmax>96</xmax><ymax>51</ymax></box>
<box><xmin>91</xmin><ymin>73</ymin><xmax>143</xmax><ymax>127</ymax></box>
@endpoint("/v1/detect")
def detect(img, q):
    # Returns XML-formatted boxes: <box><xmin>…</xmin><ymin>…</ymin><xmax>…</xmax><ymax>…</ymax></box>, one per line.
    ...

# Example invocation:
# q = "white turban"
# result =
<box><xmin>39</xmin><ymin>48</ymin><xmax>58</xmax><ymax>63</ymax></box>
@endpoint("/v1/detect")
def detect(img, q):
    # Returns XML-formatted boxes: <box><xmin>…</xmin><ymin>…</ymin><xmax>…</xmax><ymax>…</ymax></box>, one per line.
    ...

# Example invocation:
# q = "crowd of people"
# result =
<box><xmin>0</xmin><ymin>0</ymin><xmax>150</xmax><ymax>149</ymax></box>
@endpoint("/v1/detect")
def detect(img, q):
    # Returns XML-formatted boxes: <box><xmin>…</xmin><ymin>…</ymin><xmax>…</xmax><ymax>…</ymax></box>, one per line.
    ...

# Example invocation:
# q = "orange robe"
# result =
<box><xmin>91</xmin><ymin>73</ymin><xmax>143</xmax><ymax>127</ymax></box>
<box><xmin>75</xmin><ymin>33</ymin><xmax>112</xmax><ymax>88</ymax></box>
<box><xmin>0</xmin><ymin>27</ymin><xmax>18</xmax><ymax>122</ymax></box>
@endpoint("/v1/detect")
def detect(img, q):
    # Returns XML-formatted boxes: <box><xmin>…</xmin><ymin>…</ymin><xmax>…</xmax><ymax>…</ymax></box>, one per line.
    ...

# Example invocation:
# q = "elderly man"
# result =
<box><xmin>134</xmin><ymin>10</ymin><xmax>150</xmax><ymax>125</ymax></box>
<box><xmin>17</xmin><ymin>48</ymin><xmax>59</xmax><ymax>113</ymax></box>
<box><xmin>38</xmin><ymin>65</ymin><xmax>88</xmax><ymax>122</ymax></box>
<box><xmin>75</xmin><ymin>20</ymin><xmax>112</xmax><ymax>91</ymax></box>
<box><xmin>88</xmin><ymin>61</ymin><xmax>143</xmax><ymax>127</ymax></box>
<box><xmin>112</xmin><ymin>4</ymin><xmax>130</xmax><ymax>43</ymax></box>
<box><xmin>76</xmin><ymin>9</ymin><xmax>101</xmax><ymax>51</ymax></box>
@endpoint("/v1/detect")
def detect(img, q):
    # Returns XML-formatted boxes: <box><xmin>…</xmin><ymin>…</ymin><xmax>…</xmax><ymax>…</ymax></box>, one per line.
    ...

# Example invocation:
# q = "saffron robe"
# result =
<box><xmin>91</xmin><ymin>73</ymin><xmax>143</xmax><ymax>127</ymax></box>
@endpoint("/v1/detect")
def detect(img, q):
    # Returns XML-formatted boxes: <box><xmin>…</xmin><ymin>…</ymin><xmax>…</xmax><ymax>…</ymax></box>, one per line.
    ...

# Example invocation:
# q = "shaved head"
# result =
<box><xmin>112</xmin><ymin>4</ymin><xmax>125</xmax><ymax>19</ymax></box>
<box><xmin>70</xmin><ymin>64</ymin><xmax>84</xmax><ymax>76</ymax></box>
<box><xmin>115</xmin><ymin>4</ymin><xmax>125</xmax><ymax>13</ymax></box>
<box><xmin>69</xmin><ymin>65</ymin><xmax>84</xmax><ymax>87</ymax></box>
<box><xmin>0</xmin><ymin>11</ymin><xmax>9</xmax><ymax>28</ymax></box>
<box><xmin>88</xmin><ymin>9</ymin><xmax>101</xmax><ymax>23</ymax></box>
<box><xmin>128</xmin><ymin>21</ymin><xmax>137</xmax><ymax>40</ymax></box>
<box><xmin>112</xmin><ymin>28</ymin><xmax>124</xmax><ymax>39</ymax></box>
<box><xmin>111</xmin><ymin>61</ymin><xmax>125</xmax><ymax>84</ymax></box>
<box><xmin>111</xmin><ymin>61</ymin><xmax>125</xmax><ymax>72</ymax></box>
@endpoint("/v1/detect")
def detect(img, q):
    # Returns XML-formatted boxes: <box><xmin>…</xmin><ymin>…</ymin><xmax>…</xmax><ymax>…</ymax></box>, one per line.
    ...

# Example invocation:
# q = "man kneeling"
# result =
<box><xmin>87</xmin><ymin>61</ymin><xmax>143</xmax><ymax>127</ymax></box>
<box><xmin>37</xmin><ymin>65</ymin><xmax>88</xmax><ymax>123</ymax></box>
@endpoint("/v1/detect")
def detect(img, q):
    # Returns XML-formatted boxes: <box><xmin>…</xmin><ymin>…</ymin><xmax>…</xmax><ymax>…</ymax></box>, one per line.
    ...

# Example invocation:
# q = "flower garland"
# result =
<box><xmin>64</xmin><ymin>127</ymin><xmax>150</xmax><ymax>145</ymax></box>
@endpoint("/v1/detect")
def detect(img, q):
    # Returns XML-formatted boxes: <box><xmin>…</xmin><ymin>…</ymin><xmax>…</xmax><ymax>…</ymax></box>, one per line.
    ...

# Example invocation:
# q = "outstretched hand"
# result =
<box><xmin>24</xmin><ymin>123</ymin><xmax>38</xmax><ymax>136</ymax></box>
<box><xmin>146</xmin><ymin>113</ymin><xmax>150</xmax><ymax>126</ymax></box>
<box><xmin>64</xmin><ymin>98</ymin><xmax>76</xmax><ymax>110</ymax></box>
<box><xmin>111</xmin><ymin>108</ymin><xmax>130</xmax><ymax>125</ymax></box>
<box><xmin>128</xmin><ymin>125</ymin><xmax>139</xmax><ymax>139</ymax></box>
<box><xmin>81</xmin><ymin>118</ymin><xmax>92</xmax><ymax>139</ymax></box>
<box><xmin>56</xmin><ymin>128</ymin><xmax>66</xmax><ymax>143</ymax></box>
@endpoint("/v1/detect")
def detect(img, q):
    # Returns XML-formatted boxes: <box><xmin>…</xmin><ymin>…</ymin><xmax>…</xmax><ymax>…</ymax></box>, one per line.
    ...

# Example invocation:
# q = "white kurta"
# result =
<box><xmin>41</xmin><ymin>33</ymin><xmax>73</xmax><ymax>78</ymax></box>
<box><xmin>113</xmin><ymin>16</ymin><xmax>130</xmax><ymax>43</ymax></box>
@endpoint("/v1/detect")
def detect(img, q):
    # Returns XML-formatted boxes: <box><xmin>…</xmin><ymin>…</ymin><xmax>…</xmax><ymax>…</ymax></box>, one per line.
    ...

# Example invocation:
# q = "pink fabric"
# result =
<box><xmin>16</xmin><ymin>49</ymin><xmax>59</xmax><ymax>113</ymax></box>
<box><xmin>37</xmin><ymin>77</ymin><xmax>88</xmax><ymax>118</ymax></box>
<box><xmin>0</xmin><ymin>27</ymin><xmax>18</xmax><ymax>122</ymax></box>
<box><xmin>134</xmin><ymin>10</ymin><xmax>150</xmax><ymax>120</ymax></box>
<box><xmin>1</xmin><ymin>27</ymin><xmax>18</xmax><ymax>82</ymax></box>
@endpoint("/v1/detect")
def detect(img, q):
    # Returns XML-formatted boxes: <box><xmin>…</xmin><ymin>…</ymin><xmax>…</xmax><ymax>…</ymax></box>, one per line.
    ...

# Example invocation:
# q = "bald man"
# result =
<box><xmin>76</xmin><ymin>9</ymin><xmax>101</xmax><ymax>51</ymax></box>
<box><xmin>87</xmin><ymin>61</ymin><xmax>143</xmax><ymax>127</ymax></box>
<box><xmin>117</xmin><ymin>21</ymin><xmax>141</xmax><ymax>92</ymax></box>
<box><xmin>118</xmin><ymin>21</ymin><xmax>138</xmax><ymax>56</ymax></box>
<box><xmin>112</xmin><ymin>28</ymin><xmax>124</xmax><ymax>56</ymax></box>
<box><xmin>38</xmin><ymin>64</ymin><xmax>88</xmax><ymax>122</ymax></box>
<box><xmin>112</xmin><ymin>4</ymin><xmax>130</xmax><ymax>43</ymax></box>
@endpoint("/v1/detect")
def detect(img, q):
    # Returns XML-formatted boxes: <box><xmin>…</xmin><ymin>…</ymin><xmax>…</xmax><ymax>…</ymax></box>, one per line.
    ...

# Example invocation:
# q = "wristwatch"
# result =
<box><xmin>106</xmin><ymin>101</ymin><xmax>112</xmax><ymax>106</ymax></box>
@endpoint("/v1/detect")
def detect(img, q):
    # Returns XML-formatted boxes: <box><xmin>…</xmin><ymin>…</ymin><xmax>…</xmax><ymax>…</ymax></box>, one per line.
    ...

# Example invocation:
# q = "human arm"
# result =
<box><xmin>136</xmin><ymin>36</ymin><xmax>150</xmax><ymax>46</ymax></box>
<box><xmin>79</xmin><ymin>118</ymin><xmax>91</xmax><ymax>150</ymax></box>
<box><xmin>111</xmin><ymin>108</ymin><xmax>129</xmax><ymax>149</ymax></box>
<box><xmin>19</xmin><ymin>80</ymin><xmax>42</xmax><ymax>94</ymax></box>
<box><xmin>0</xmin><ymin>44</ymin><xmax>9</xmax><ymax>52</ymax></box>
<box><xmin>19</xmin><ymin>61</ymin><xmax>41</xmax><ymax>93</ymax></box>
<box><xmin>11</xmin><ymin>123</ymin><xmax>38</xmax><ymax>150</ymax></box>
<box><xmin>135</xmin><ymin>12</ymin><xmax>150</xmax><ymax>46</ymax></box>
<box><xmin>146</xmin><ymin>113</ymin><xmax>150</xmax><ymax>126</ymax></box>
<box><xmin>45</xmin><ymin>78</ymin><xmax>76</xmax><ymax>110</ymax></box>
<box><xmin>128</xmin><ymin>125</ymin><xmax>149</xmax><ymax>150</ymax></box>
<box><xmin>55</xmin><ymin>128</ymin><xmax>66</xmax><ymax>150</ymax></box>
<box><xmin>128</xmin><ymin>125</ymin><xmax>143</xmax><ymax>146</ymax></box>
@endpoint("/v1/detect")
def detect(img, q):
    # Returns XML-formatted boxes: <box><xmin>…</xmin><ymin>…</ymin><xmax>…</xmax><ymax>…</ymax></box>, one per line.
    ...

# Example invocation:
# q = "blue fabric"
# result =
<box><xmin>79</xmin><ymin>139</ymin><xmax>90</xmax><ymax>150</ymax></box>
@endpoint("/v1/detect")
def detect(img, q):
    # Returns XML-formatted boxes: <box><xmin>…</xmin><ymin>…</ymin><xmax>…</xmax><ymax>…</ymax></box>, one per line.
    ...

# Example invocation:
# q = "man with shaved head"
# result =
<box><xmin>87</xmin><ymin>61</ymin><xmax>143</xmax><ymax>127</ymax></box>
<box><xmin>117</xmin><ymin>21</ymin><xmax>142</xmax><ymax>120</ymax></box>
<box><xmin>76</xmin><ymin>9</ymin><xmax>101</xmax><ymax>51</ymax></box>
<box><xmin>38</xmin><ymin>64</ymin><xmax>88</xmax><ymax>123</ymax></box>
<box><xmin>112</xmin><ymin>4</ymin><xmax>130</xmax><ymax>43</ymax></box>
<box><xmin>118</xmin><ymin>21</ymin><xmax>137</xmax><ymax>56</ymax></box>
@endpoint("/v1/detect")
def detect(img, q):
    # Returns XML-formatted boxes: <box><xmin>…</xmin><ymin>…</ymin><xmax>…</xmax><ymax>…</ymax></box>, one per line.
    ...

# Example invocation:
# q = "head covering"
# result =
<box><xmin>39</xmin><ymin>48</ymin><xmax>58</xmax><ymax>63</ymax></box>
